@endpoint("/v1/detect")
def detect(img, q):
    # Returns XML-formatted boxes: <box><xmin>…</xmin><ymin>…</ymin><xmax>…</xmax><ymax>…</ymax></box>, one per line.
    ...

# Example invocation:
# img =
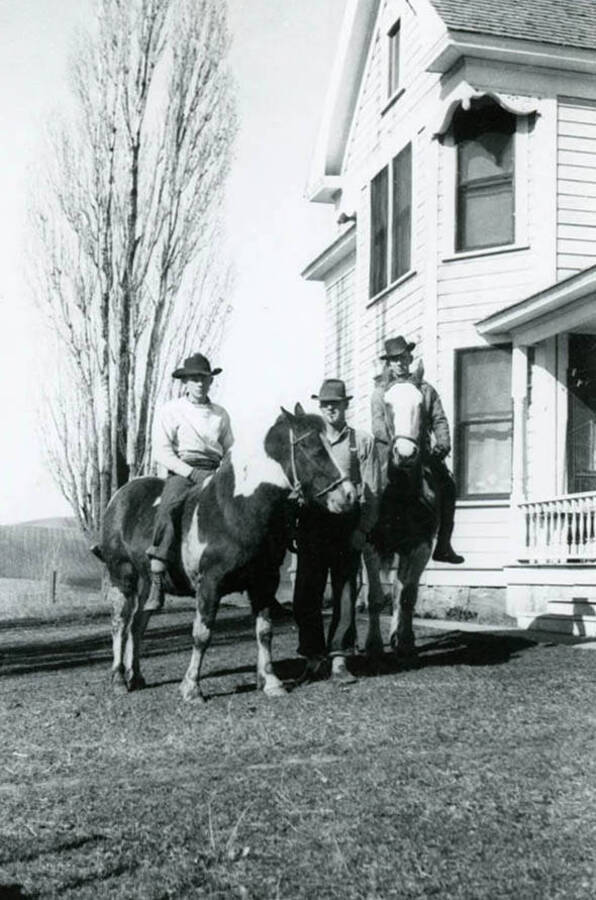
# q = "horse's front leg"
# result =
<box><xmin>392</xmin><ymin>542</ymin><xmax>431</xmax><ymax>659</ymax></box>
<box><xmin>362</xmin><ymin>543</ymin><xmax>385</xmax><ymax>658</ymax></box>
<box><xmin>180</xmin><ymin>575</ymin><xmax>219</xmax><ymax>703</ymax></box>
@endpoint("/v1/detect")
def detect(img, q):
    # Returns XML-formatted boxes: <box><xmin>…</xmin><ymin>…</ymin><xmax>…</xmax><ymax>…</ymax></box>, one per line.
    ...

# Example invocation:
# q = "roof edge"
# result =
<box><xmin>427</xmin><ymin>29</ymin><xmax>596</xmax><ymax>76</ymax></box>
<box><xmin>301</xmin><ymin>226</ymin><xmax>357</xmax><ymax>282</ymax></box>
<box><xmin>476</xmin><ymin>265</ymin><xmax>596</xmax><ymax>338</ymax></box>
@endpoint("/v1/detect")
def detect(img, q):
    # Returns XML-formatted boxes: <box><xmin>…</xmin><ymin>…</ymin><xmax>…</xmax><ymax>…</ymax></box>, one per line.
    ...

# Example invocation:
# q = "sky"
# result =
<box><xmin>0</xmin><ymin>0</ymin><xmax>346</xmax><ymax>524</ymax></box>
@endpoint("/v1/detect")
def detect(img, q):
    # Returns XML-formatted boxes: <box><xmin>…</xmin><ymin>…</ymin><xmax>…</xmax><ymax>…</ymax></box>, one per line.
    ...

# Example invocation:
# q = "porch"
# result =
<box><xmin>477</xmin><ymin>266</ymin><xmax>596</xmax><ymax>634</ymax></box>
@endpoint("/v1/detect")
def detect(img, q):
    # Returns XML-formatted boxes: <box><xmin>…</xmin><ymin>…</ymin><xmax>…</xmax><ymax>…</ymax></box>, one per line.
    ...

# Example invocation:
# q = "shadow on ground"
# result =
<box><xmin>1</xmin><ymin>608</ymin><xmax>542</xmax><ymax>684</ymax></box>
<box><xmin>0</xmin><ymin>609</ymin><xmax>257</xmax><ymax>678</ymax></box>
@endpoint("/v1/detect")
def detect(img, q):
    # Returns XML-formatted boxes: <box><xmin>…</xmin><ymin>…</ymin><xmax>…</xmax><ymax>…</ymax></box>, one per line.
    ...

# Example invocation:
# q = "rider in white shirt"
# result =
<box><xmin>146</xmin><ymin>352</ymin><xmax>233</xmax><ymax>610</ymax></box>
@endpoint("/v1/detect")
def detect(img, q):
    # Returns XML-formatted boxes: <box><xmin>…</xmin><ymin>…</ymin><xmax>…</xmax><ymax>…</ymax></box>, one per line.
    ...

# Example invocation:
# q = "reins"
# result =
<box><xmin>288</xmin><ymin>426</ymin><xmax>347</xmax><ymax>502</ymax></box>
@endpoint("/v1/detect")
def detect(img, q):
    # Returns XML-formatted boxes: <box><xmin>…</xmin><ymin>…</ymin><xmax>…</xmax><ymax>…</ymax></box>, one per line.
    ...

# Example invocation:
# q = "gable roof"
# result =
<box><xmin>429</xmin><ymin>0</ymin><xmax>596</xmax><ymax>52</ymax></box>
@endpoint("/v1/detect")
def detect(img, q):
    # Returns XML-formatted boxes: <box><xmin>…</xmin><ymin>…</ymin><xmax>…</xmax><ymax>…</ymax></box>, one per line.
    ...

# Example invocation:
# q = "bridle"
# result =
<box><xmin>392</xmin><ymin>433</ymin><xmax>421</xmax><ymax>468</ymax></box>
<box><xmin>288</xmin><ymin>426</ymin><xmax>347</xmax><ymax>503</ymax></box>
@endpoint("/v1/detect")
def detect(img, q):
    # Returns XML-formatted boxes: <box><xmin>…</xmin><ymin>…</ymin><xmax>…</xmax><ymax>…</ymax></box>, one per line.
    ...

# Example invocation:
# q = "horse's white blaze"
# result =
<box><xmin>181</xmin><ymin>505</ymin><xmax>207</xmax><ymax>585</ymax></box>
<box><xmin>230</xmin><ymin>442</ymin><xmax>290</xmax><ymax>498</ymax></box>
<box><xmin>385</xmin><ymin>382</ymin><xmax>423</xmax><ymax>440</ymax></box>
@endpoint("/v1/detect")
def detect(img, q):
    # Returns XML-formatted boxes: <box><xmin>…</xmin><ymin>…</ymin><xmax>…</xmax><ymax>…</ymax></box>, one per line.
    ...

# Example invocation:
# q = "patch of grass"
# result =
<box><xmin>0</xmin><ymin>611</ymin><xmax>595</xmax><ymax>898</ymax></box>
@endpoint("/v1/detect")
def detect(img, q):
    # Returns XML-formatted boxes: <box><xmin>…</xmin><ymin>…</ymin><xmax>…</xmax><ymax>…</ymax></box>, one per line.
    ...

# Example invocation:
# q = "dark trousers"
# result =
<box><xmin>293</xmin><ymin>506</ymin><xmax>360</xmax><ymax>659</ymax></box>
<box><xmin>147</xmin><ymin>472</ymin><xmax>211</xmax><ymax>563</ymax></box>
<box><xmin>429</xmin><ymin>458</ymin><xmax>457</xmax><ymax>550</ymax></box>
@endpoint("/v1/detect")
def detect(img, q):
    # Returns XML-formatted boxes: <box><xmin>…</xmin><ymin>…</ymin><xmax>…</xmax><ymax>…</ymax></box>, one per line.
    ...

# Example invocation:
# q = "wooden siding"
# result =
<box><xmin>426</xmin><ymin>504</ymin><xmax>512</xmax><ymax>581</ymax></box>
<box><xmin>324</xmin><ymin>263</ymin><xmax>356</xmax><ymax>396</ymax></box>
<box><xmin>557</xmin><ymin>98</ymin><xmax>596</xmax><ymax>280</ymax></box>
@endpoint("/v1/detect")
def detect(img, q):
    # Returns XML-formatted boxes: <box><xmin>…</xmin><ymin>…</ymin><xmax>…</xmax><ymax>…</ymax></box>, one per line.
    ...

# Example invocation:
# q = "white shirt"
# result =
<box><xmin>153</xmin><ymin>396</ymin><xmax>234</xmax><ymax>478</ymax></box>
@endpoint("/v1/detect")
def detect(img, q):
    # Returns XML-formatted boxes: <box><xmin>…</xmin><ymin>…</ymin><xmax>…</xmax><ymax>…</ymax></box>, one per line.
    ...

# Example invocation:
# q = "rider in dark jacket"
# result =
<box><xmin>371</xmin><ymin>336</ymin><xmax>464</xmax><ymax>564</ymax></box>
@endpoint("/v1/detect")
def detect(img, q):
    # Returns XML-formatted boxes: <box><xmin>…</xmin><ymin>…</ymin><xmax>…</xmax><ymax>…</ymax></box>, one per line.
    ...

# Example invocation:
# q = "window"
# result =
<box><xmin>387</xmin><ymin>21</ymin><xmax>400</xmax><ymax>97</ymax></box>
<box><xmin>456</xmin><ymin>346</ymin><xmax>513</xmax><ymax>499</ymax></box>
<box><xmin>369</xmin><ymin>143</ymin><xmax>412</xmax><ymax>297</ymax></box>
<box><xmin>453</xmin><ymin>103</ymin><xmax>515</xmax><ymax>252</ymax></box>
<box><xmin>567</xmin><ymin>334</ymin><xmax>596</xmax><ymax>493</ymax></box>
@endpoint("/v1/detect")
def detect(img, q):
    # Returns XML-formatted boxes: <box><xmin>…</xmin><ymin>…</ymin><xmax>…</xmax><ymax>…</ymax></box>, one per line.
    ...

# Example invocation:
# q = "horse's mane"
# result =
<box><xmin>263</xmin><ymin>409</ymin><xmax>325</xmax><ymax>462</ymax></box>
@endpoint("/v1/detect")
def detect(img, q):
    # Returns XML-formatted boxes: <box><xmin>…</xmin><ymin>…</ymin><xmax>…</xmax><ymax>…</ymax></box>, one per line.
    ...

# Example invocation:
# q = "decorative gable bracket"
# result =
<box><xmin>432</xmin><ymin>83</ymin><xmax>539</xmax><ymax>141</ymax></box>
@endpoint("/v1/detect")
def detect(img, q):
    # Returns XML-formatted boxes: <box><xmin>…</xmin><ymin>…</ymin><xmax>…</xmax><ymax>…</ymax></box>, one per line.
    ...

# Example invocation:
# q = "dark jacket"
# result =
<box><xmin>370</xmin><ymin>371</ymin><xmax>451</xmax><ymax>458</ymax></box>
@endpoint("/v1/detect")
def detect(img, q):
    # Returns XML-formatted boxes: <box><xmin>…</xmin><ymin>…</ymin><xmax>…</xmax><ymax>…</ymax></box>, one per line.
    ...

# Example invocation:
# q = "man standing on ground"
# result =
<box><xmin>145</xmin><ymin>352</ymin><xmax>233</xmax><ymax>610</ymax></box>
<box><xmin>293</xmin><ymin>378</ymin><xmax>381</xmax><ymax>685</ymax></box>
<box><xmin>371</xmin><ymin>335</ymin><xmax>464</xmax><ymax>564</ymax></box>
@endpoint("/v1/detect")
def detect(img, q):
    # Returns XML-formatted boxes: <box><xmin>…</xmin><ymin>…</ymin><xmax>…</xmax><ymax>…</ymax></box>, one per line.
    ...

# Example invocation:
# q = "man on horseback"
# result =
<box><xmin>145</xmin><ymin>352</ymin><xmax>233</xmax><ymax>610</ymax></box>
<box><xmin>371</xmin><ymin>336</ymin><xmax>464</xmax><ymax>565</ymax></box>
<box><xmin>293</xmin><ymin>379</ymin><xmax>381</xmax><ymax>684</ymax></box>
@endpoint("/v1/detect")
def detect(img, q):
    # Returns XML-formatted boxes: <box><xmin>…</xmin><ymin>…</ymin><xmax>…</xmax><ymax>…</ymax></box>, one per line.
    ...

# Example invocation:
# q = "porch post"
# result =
<box><xmin>511</xmin><ymin>343</ymin><xmax>529</xmax><ymax>560</ymax></box>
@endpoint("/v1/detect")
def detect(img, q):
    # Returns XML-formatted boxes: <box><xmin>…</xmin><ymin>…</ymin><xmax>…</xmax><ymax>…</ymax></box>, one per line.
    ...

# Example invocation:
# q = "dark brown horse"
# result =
<box><xmin>92</xmin><ymin>404</ymin><xmax>356</xmax><ymax>701</ymax></box>
<box><xmin>364</xmin><ymin>381</ymin><xmax>438</xmax><ymax>659</ymax></box>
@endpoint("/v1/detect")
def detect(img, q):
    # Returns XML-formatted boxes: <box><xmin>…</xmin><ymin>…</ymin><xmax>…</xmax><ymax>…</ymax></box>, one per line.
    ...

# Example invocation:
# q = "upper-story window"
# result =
<box><xmin>387</xmin><ymin>21</ymin><xmax>400</xmax><ymax>97</ymax></box>
<box><xmin>453</xmin><ymin>103</ymin><xmax>516</xmax><ymax>252</ymax></box>
<box><xmin>369</xmin><ymin>142</ymin><xmax>412</xmax><ymax>298</ymax></box>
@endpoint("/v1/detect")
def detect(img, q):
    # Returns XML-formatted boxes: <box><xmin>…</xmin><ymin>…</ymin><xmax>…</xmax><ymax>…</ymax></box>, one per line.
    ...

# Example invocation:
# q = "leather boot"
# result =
<box><xmin>432</xmin><ymin>544</ymin><xmax>465</xmax><ymax>565</ymax></box>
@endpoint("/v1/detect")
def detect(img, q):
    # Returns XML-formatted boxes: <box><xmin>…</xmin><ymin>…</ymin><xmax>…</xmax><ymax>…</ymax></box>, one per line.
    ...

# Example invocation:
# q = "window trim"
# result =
<box><xmin>441</xmin><ymin>114</ymin><xmax>529</xmax><ymax>260</ymax></box>
<box><xmin>455</xmin><ymin>345</ymin><xmax>513</xmax><ymax>501</ymax></box>
<box><xmin>387</xmin><ymin>19</ymin><xmax>401</xmax><ymax>100</ymax></box>
<box><xmin>368</xmin><ymin>141</ymin><xmax>414</xmax><ymax>301</ymax></box>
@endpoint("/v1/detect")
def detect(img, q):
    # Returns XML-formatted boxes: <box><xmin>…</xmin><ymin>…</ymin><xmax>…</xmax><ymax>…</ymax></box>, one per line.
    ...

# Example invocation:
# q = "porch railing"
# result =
<box><xmin>519</xmin><ymin>491</ymin><xmax>596</xmax><ymax>563</ymax></box>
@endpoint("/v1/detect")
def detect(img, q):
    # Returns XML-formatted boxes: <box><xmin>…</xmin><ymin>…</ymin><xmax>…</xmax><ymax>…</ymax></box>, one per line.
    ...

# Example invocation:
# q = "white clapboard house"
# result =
<box><xmin>302</xmin><ymin>0</ymin><xmax>596</xmax><ymax>634</ymax></box>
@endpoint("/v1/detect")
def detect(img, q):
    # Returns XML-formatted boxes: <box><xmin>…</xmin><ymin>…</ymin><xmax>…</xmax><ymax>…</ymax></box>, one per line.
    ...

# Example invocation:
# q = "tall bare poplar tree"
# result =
<box><xmin>30</xmin><ymin>0</ymin><xmax>236</xmax><ymax>538</ymax></box>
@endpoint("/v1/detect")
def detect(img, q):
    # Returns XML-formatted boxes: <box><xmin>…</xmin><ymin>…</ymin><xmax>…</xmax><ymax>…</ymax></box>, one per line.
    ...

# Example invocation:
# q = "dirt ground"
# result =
<box><xmin>1</xmin><ymin>605</ymin><xmax>595</xmax><ymax>899</ymax></box>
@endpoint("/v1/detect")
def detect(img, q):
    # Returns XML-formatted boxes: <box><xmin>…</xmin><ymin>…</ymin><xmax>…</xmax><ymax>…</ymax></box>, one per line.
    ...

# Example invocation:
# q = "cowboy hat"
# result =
<box><xmin>380</xmin><ymin>335</ymin><xmax>416</xmax><ymax>360</ymax></box>
<box><xmin>172</xmin><ymin>352</ymin><xmax>222</xmax><ymax>379</ymax></box>
<box><xmin>311</xmin><ymin>378</ymin><xmax>353</xmax><ymax>402</ymax></box>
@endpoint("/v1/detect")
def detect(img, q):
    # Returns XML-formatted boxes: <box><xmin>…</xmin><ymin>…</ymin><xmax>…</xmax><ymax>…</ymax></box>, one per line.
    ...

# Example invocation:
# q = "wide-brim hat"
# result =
<box><xmin>172</xmin><ymin>352</ymin><xmax>222</xmax><ymax>379</ymax></box>
<box><xmin>311</xmin><ymin>378</ymin><xmax>353</xmax><ymax>402</ymax></box>
<box><xmin>380</xmin><ymin>335</ymin><xmax>416</xmax><ymax>360</ymax></box>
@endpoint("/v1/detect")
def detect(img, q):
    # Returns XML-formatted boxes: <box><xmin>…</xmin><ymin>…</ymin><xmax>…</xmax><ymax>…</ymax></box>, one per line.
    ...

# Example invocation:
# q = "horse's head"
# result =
<box><xmin>265</xmin><ymin>404</ymin><xmax>356</xmax><ymax>513</ymax></box>
<box><xmin>385</xmin><ymin>381</ymin><xmax>424</xmax><ymax>472</ymax></box>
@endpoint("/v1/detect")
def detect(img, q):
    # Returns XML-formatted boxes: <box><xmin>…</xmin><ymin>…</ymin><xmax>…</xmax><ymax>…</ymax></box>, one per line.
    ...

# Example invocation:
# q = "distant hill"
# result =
<box><xmin>14</xmin><ymin>517</ymin><xmax>79</xmax><ymax>530</ymax></box>
<box><xmin>0</xmin><ymin>518</ymin><xmax>102</xmax><ymax>587</ymax></box>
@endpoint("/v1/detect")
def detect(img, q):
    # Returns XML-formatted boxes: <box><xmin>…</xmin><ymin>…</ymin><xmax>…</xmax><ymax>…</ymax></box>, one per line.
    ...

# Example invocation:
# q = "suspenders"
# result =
<box><xmin>348</xmin><ymin>427</ymin><xmax>362</xmax><ymax>487</ymax></box>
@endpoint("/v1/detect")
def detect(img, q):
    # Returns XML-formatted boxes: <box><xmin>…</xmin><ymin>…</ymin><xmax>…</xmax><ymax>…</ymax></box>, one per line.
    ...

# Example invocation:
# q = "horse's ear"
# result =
<box><xmin>294</xmin><ymin>402</ymin><xmax>305</xmax><ymax>417</ymax></box>
<box><xmin>280</xmin><ymin>406</ymin><xmax>295</xmax><ymax>423</ymax></box>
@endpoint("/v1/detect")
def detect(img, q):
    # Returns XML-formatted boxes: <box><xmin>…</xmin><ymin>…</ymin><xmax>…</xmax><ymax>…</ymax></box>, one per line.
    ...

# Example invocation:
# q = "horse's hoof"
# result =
<box><xmin>179</xmin><ymin>680</ymin><xmax>205</xmax><ymax>703</ymax></box>
<box><xmin>126</xmin><ymin>674</ymin><xmax>146</xmax><ymax>692</ymax></box>
<box><xmin>395</xmin><ymin>643</ymin><xmax>418</xmax><ymax>663</ymax></box>
<box><xmin>364</xmin><ymin>639</ymin><xmax>384</xmax><ymax>659</ymax></box>
<box><xmin>263</xmin><ymin>682</ymin><xmax>287</xmax><ymax>698</ymax></box>
<box><xmin>111</xmin><ymin>670</ymin><xmax>129</xmax><ymax>695</ymax></box>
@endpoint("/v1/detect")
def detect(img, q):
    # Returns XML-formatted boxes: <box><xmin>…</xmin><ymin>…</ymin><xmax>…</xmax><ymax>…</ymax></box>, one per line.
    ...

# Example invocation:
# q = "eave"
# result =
<box><xmin>305</xmin><ymin>0</ymin><xmax>381</xmax><ymax>204</ymax></box>
<box><xmin>301</xmin><ymin>225</ymin><xmax>356</xmax><ymax>282</ymax></box>
<box><xmin>476</xmin><ymin>265</ymin><xmax>596</xmax><ymax>343</ymax></box>
<box><xmin>425</xmin><ymin>29</ymin><xmax>596</xmax><ymax>77</ymax></box>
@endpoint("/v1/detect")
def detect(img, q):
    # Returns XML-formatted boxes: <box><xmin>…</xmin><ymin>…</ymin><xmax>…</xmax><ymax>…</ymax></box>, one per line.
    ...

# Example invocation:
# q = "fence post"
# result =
<box><xmin>47</xmin><ymin>569</ymin><xmax>57</xmax><ymax>604</ymax></box>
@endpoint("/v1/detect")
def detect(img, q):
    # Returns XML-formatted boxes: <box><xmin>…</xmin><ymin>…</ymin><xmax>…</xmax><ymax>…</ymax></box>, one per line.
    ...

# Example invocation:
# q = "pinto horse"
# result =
<box><xmin>92</xmin><ymin>404</ymin><xmax>356</xmax><ymax>701</ymax></box>
<box><xmin>364</xmin><ymin>381</ymin><xmax>438</xmax><ymax>659</ymax></box>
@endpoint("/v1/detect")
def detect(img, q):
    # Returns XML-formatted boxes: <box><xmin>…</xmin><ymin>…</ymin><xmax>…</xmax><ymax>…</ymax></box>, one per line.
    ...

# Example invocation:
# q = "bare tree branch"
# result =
<box><xmin>29</xmin><ymin>0</ymin><xmax>236</xmax><ymax>536</ymax></box>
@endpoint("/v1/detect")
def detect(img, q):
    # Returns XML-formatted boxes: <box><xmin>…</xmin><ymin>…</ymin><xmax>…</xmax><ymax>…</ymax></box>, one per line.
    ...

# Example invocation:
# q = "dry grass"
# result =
<box><xmin>0</xmin><ymin>608</ymin><xmax>595</xmax><ymax>898</ymax></box>
<box><xmin>0</xmin><ymin>520</ymin><xmax>102</xmax><ymax>587</ymax></box>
